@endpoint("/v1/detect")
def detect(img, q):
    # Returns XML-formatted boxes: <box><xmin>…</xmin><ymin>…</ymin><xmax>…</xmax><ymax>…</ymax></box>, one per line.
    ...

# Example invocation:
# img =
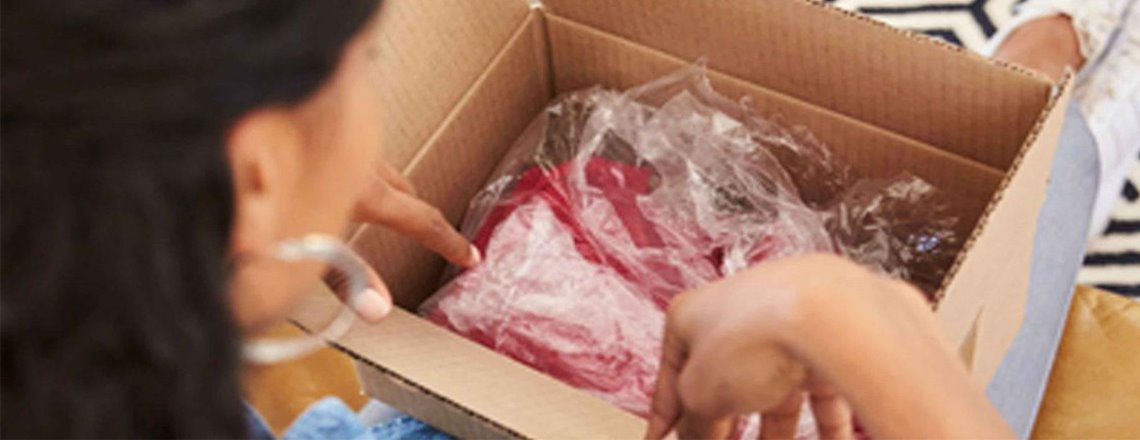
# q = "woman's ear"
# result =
<box><xmin>226</xmin><ymin>107</ymin><xmax>306</xmax><ymax>257</ymax></box>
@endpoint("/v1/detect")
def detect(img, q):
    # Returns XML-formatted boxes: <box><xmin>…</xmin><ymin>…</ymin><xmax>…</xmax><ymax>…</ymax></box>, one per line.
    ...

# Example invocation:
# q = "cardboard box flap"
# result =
<box><xmin>937</xmin><ymin>79</ymin><xmax>1072</xmax><ymax>383</ymax></box>
<box><xmin>545</xmin><ymin>15</ymin><xmax>1003</xmax><ymax>230</ymax></box>
<box><xmin>292</xmin><ymin>290</ymin><xmax>645</xmax><ymax>439</ymax></box>
<box><xmin>316</xmin><ymin>2</ymin><xmax>1074</xmax><ymax>437</ymax></box>
<box><xmin>367</xmin><ymin>0</ymin><xmax>529</xmax><ymax>169</ymax></box>
<box><xmin>539</xmin><ymin>0</ymin><xmax>1052</xmax><ymax>171</ymax></box>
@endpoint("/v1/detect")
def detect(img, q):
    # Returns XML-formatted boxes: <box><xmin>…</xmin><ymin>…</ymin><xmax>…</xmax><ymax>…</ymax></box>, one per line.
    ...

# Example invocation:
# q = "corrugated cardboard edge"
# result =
<box><xmin>348</xmin><ymin>349</ymin><xmax>518</xmax><ymax>439</ymax></box>
<box><xmin>933</xmin><ymin>78</ymin><xmax>1072</xmax><ymax>306</ymax></box>
<box><xmin>325</xmin><ymin>9</ymin><xmax>647</xmax><ymax>439</ymax></box>
<box><xmin>292</xmin><ymin>295</ymin><xmax>645</xmax><ymax>440</ymax></box>
<box><xmin>935</xmin><ymin>76</ymin><xmax>1073</xmax><ymax>383</ymax></box>
<box><xmin>288</xmin><ymin>305</ymin><xmax>521</xmax><ymax>439</ymax></box>
<box><xmin>399</xmin><ymin>17</ymin><xmax>544</xmax><ymax>178</ymax></box>
<box><xmin>327</xmin><ymin>1</ymin><xmax>1072</xmax><ymax>436</ymax></box>
<box><xmin>540</xmin><ymin>0</ymin><xmax>1052</xmax><ymax>84</ymax></box>
<box><xmin>543</xmin><ymin>13</ymin><xmax>1003</xmax><ymax>230</ymax></box>
<box><xmin>789</xmin><ymin>0</ymin><xmax>1052</xmax><ymax>83</ymax></box>
<box><xmin>541</xmin><ymin>0</ymin><xmax>1052</xmax><ymax>169</ymax></box>
<box><xmin>347</xmin><ymin>8</ymin><xmax>550</xmax><ymax>309</ymax></box>
<box><xmin>706</xmin><ymin>0</ymin><xmax>1073</xmax><ymax>383</ymax></box>
<box><xmin>365</xmin><ymin>0</ymin><xmax>532</xmax><ymax>169</ymax></box>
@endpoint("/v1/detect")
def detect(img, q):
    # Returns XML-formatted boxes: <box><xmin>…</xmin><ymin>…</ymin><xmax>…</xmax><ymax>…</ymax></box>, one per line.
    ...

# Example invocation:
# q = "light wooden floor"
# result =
<box><xmin>242</xmin><ymin>324</ymin><xmax>368</xmax><ymax>436</ymax></box>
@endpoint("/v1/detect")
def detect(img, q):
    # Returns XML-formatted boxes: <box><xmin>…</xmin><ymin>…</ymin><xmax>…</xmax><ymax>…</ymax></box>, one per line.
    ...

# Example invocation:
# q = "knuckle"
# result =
<box><xmin>677</xmin><ymin>368</ymin><xmax>728</xmax><ymax>419</ymax></box>
<box><xmin>665</xmin><ymin>290</ymin><xmax>696</xmax><ymax>327</ymax></box>
<box><xmin>777</xmin><ymin>360</ymin><xmax>806</xmax><ymax>385</ymax></box>
<box><xmin>401</xmin><ymin>180</ymin><xmax>420</xmax><ymax>196</ymax></box>
<box><xmin>649</xmin><ymin>395</ymin><xmax>675</xmax><ymax>419</ymax></box>
<box><xmin>418</xmin><ymin>208</ymin><xmax>468</xmax><ymax>255</ymax></box>
<box><xmin>425</xmin><ymin>208</ymin><xmax>448</xmax><ymax>232</ymax></box>
<box><xmin>369</xmin><ymin>178</ymin><xmax>394</xmax><ymax>199</ymax></box>
<box><xmin>665</xmin><ymin>293</ymin><xmax>685</xmax><ymax>320</ymax></box>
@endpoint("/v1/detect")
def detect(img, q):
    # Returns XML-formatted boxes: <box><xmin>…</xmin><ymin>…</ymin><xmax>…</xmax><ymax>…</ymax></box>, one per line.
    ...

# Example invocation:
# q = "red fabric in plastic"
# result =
<box><xmin>425</xmin><ymin>157</ymin><xmax>802</xmax><ymax>417</ymax></box>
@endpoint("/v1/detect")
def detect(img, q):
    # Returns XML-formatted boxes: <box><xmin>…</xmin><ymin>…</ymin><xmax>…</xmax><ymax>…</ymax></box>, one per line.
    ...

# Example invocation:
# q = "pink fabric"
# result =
<box><xmin>424</xmin><ymin>158</ymin><xmax>805</xmax><ymax>416</ymax></box>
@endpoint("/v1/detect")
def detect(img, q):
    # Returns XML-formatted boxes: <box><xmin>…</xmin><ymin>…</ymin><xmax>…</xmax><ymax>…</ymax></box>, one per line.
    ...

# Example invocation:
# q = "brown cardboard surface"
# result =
<box><xmin>351</xmin><ymin>12</ymin><xmax>551</xmax><ymax>309</ymax></box>
<box><xmin>292</xmin><ymin>288</ymin><xmax>645</xmax><ymax>439</ymax></box>
<box><xmin>546</xmin><ymin>15</ymin><xmax>1002</xmax><ymax>230</ymax></box>
<box><xmin>366</xmin><ymin>0</ymin><xmax>528</xmax><ymax>170</ymax></box>
<box><xmin>292</xmin><ymin>1</ymin><xmax>1070</xmax><ymax>437</ymax></box>
<box><xmin>542</xmin><ymin>0</ymin><xmax>1052</xmax><ymax>170</ymax></box>
<box><xmin>937</xmin><ymin>81</ymin><xmax>1070</xmax><ymax>383</ymax></box>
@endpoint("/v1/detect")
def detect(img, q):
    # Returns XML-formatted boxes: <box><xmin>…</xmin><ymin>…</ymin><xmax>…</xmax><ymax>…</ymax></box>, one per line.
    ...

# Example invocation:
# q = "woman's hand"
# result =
<box><xmin>328</xmin><ymin>161</ymin><xmax>479</xmax><ymax>322</ymax></box>
<box><xmin>354</xmin><ymin>161</ymin><xmax>480</xmax><ymax>268</ymax></box>
<box><xmin>646</xmin><ymin>254</ymin><xmax>1013</xmax><ymax>439</ymax></box>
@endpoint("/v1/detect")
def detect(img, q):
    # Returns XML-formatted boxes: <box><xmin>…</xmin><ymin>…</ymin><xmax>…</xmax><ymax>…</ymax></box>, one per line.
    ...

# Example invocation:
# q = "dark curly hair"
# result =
<box><xmin>1</xmin><ymin>1</ymin><xmax>380</xmax><ymax>437</ymax></box>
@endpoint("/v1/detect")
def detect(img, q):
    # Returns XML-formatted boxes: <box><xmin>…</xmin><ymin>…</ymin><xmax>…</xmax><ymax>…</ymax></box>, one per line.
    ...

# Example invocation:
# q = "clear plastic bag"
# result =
<box><xmin>823</xmin><ymin>173</ymin><xmax>960</xmax><ymax>294</ymax></box>
<box><xmin>421</xmin><ymin>64</ymin><xmax>959</xmax><ymax>421</ymax></box>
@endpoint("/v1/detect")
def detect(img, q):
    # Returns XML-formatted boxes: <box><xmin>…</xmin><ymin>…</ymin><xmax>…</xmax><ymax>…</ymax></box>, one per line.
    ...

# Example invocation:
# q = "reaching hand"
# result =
<box><xmin>645</xmin><ymin>254</ymin><xmax>1013</xmax><ymax>439</ymax></box>
<box><xmin>329</xmin><ymin>161</ymin><xmax>480</xmax><ymax>322</ymax></box>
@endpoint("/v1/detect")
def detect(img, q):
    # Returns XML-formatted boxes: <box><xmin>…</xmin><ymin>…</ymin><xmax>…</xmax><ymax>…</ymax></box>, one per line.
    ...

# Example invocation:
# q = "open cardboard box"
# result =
<box><xmin>291</xmin><ymin>0</ymin><xmax>1071</xmax><ymax>437</ymax></box>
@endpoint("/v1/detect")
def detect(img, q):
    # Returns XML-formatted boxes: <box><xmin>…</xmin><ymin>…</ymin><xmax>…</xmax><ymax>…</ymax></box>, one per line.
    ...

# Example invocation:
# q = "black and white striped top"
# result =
<box><xmin>1080</xmin><ymin>158</ymin><xmax>1140</xmax><ymax>297</ymax></box>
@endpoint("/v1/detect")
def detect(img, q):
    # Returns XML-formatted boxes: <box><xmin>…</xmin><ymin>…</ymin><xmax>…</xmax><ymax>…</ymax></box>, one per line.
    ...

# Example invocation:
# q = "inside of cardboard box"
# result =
<box><xmin>541</xmin><ymin>0</ymin><xmax>1053</xmax><ymax>171</ymax></box>
<box><xmin>359</xmin><ymin>10</ymin><xmax>1025</xmax><ymax>311</ymax></box>
<box><xmin>545</xmin><ymin>15</ymin><xmax>1004</xmax><ymax>228</ymax></box>
<box><xmin>364</xmin><ymin>0</ymin><xmax>532</xmax><ymax>171</ymax></box>
<box><xmin>292</xmin><ymin>3</ymin><xmax>1064</xmax><ymax>436</ymax></box>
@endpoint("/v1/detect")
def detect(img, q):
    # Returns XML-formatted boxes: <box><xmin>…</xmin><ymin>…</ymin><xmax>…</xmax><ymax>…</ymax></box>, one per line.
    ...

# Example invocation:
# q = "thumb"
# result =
<box><xmin>351</xmin><ymin>264</ymin><xmax>393</xmax><ymax>322</ymax></box>
<box><xmin>323</xmin><ymin>250</ymin><xmax>393</xmax><ymax>323</ymax></box>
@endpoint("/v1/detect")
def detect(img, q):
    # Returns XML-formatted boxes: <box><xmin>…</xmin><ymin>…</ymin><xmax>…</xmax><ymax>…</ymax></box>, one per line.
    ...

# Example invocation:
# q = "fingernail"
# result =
<box><xmin>355</xmin><ymin>288</ymin><xmax>392</xmax><ymax>321</ymax></box>
<box><xmin>468</xmin><ymin>244</ymin><xmax>482</xmax><ymax>267</ymax></box>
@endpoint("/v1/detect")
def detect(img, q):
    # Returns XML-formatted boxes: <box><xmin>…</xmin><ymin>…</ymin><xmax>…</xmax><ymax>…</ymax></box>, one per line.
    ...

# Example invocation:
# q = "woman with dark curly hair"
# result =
<box><xmin>1</xmin><ymin>2</ymin><xmax>1015</xmax><ymax>439</ymax></box>
<box><xmin>1</xmin><ymin>1</ymin><xmax>478</xmax><ymax>437</ymax></box>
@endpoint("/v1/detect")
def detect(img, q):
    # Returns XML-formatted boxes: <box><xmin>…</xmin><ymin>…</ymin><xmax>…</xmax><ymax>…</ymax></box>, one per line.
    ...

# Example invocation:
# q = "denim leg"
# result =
<box><xmin>986</xmin><ymin>105</ymin><xmax>1099</xmax><ymax>438</ymax></box>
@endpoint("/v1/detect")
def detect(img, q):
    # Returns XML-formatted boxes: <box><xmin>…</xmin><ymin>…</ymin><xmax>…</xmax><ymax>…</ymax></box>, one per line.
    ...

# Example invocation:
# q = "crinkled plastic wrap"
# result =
<box><xmin>421</xmin><ymin>65</ymin><xmax>960</xmax><ymax>424</ymax></box>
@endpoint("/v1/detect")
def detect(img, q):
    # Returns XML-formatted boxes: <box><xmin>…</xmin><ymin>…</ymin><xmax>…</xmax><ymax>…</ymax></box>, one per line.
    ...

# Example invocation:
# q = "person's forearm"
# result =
<box><xmin>822</xmin><ymin>332</ymin><xmax>1011</xmax><ymax>438</ymax></box>
<box><xmin>788</xmin><ymin>287</ymin><xmax>1014</xmax><ymax>438</ymax></box>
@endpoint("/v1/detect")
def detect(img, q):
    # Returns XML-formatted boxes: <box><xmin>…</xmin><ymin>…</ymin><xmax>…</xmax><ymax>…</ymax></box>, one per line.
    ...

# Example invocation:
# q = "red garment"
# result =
<box><xmin>425</xmin><ymin>196</ymin><xmax>665</xmax><ymax>415</ymax></box>
<box><xmin>424</xmin><ymin>158</ymin><xmax>811</xmax><ymax>417</ymax></box>
<box><xmin>471</xmin><ymin>160</ymin><xmax>666</xmax><ymax>284</ymax></box>
<box><xmin>468</xmin><ymin>159</ymin><xmax>697</xmax><ymax>308</ymax></box>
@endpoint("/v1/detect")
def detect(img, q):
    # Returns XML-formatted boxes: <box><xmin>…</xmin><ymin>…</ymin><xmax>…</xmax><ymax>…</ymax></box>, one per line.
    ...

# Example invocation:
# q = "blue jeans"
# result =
<box><xmin>247</xmin><ymin>397</ymin><xmax>451</xmax><ymax>440</ymax></box>
<box><xmin>986</xmin><ymin>105</ymin><xmax>1098</xmax><ymax>438</ymax></box>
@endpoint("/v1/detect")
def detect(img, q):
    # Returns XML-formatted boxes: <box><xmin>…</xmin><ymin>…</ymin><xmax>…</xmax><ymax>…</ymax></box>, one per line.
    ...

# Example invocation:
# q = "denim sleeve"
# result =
<box><xmin>282</xmin><ymin>397</ymin><xmax>452</xmax><ymax>440</ymax></box>
<box><xmin>245</xmin><ymin>402</ymin><xmax>276</xmax><ymax>440</ymax></box>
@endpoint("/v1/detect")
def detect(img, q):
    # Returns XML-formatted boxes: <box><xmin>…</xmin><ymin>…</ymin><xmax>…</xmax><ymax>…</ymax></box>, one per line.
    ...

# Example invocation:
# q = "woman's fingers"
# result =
<box><xmin>809</xmin><ymin>392</ymin><xmax>853</xmax><ymax>440</ymax></box>
<box><xmin>374</xmin><ymin>161</ymin><xmax>416</xmax><ymax>196</ymax></box>
<box><xmin>646</xmin><ymin>325</ymin><xmax>686</xmax><ymax>440</ymax></box>
<box><xmin>355</xmin><ymin>177</ymin><xmax>479</xmax><ymax>269</ymax></box>
<box><xmin>322</xmin><ymin>251</ymin><xmax>392</xmax><ymax>322</ymax></box>
<box><xmin>351</xmin><ymin>258</ymin><xmax>394</xmax><ymax>322</ymax></box>
<box><xmin>760</xmin><ymin>392</ymin><xmax>803</xmax><ymax>440</ymax></box>
<box><xmin>677</xmin><ymin>414</ymin><xmax>734</xmax><ymax>440</ymax></box>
